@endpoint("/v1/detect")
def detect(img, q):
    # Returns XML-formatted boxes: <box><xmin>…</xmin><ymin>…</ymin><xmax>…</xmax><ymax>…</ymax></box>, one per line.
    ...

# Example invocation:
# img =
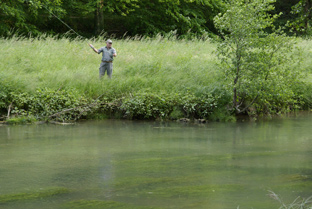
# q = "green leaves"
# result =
<box><xmin>117</xmin><ymin>0</ymin><xmax>225</xmax><ymax>36</ymax></box>
<box><xmin>214</xmin><ymin>0</ymin><xmax>302</xmax><ymax>115</ymax></box>
<box><xmin>288</xmin><ymin>0</ymin><xmax>312</xmax><ymax>35</ymax></box>
<box><xmin>121</xmin><ymin>93</ymin><xmax>175</xmax><ymax>120</ymax></box>
<box><xmin>3</xmin><ymin>89</ymin><xmax>220</xmax><ymax>122</ymax></box>
<box><xmin>9</xmin><ymin>88</ymin><xmax>87</xmax><ymax>121</ymax></box>
<box><xmin>120</xmin><ymin>92</ymin><xmax>218</xmax><ymax>120</ymax></box>
<box><xmin>0</xmin><ymin>0</ymin><xmax>226</xmax><ymax>37</ymax></box>
<box><xmin>0</xmin><ymin>0</ymin><xmax>64</xmax><ymax>36</ymax></box>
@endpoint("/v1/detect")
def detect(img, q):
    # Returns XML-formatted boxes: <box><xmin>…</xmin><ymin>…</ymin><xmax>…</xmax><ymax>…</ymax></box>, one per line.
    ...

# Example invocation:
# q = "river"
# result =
<box><xmin>0</xmin><ymin>113</ymin><xmax>311</xmax><ymax>208</ymax></box>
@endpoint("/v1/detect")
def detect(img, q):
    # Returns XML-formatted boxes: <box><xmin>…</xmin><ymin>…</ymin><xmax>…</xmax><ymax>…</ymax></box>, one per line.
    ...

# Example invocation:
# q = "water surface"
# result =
<box><xmin>0</xmin><ymin>114</ymin><xmax>311</xmax><ymax>208</ymax></box>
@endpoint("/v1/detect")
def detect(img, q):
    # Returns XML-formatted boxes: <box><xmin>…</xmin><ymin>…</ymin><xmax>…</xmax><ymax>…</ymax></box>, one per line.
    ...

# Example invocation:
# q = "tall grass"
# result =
<box><xmin>0</xmin><ymin>35</ymin><xmax>219</xmax><ymax>98</ymax></box>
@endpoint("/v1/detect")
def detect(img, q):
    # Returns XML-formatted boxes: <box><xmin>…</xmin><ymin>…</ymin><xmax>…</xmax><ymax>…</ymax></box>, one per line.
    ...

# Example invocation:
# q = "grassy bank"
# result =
<box><xmin>0</xmin><ymin>35</ymin><xmax>311</xmax><ymax>122</ymax></box>
<box><xmin>0</xmin><ymin>35</ymin><xmax>219</xmax><ymax>96</ymax></box>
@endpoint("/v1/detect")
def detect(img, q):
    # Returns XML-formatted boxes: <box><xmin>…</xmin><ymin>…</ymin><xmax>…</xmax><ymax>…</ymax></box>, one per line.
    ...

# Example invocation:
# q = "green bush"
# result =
<box><xmin>179</xmin><ymin>92</ymin><xmax>218</xmax><ymax>119</ymax></box>
<box><xmin>291</xmin><ymin>81</ymin><xmax>312</xmax><ymax>110</ymax></box>
<box><xmin>120</xmin><ymin>93</ymin><xmax>175</xmax><ymax>120</ymax></box>
<box><xmin>119</xmin><ymin>92</ymin><xmax>220</xmax><ymax>120</ymax></box>
<box><xmin>9</xmin><ymin>88</ymin><xmax>88</xmax><ymax>121</ymax></box>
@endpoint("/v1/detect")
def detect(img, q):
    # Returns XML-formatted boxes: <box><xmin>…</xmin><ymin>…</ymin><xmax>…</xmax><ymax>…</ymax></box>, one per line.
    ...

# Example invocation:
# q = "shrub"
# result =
<box><xmin>120</xmin><ymin>93</ymin><xmax>175</xmax><ymax>120</ymax></box>
<box><xmin>9</xmin><ymin>88</ymin><xmax>88</xmax><ymax>121</ymax></box>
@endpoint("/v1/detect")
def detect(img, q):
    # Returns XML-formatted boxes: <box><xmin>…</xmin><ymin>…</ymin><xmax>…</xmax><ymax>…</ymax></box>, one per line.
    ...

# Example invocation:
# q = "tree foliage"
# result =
<box><xmin>1</xmin><ymin>0</ymin><xmax>311</xmax><ymax>37</ymax></box>
<box><xmin>0</xmin><ymin>0</ymin><xmax>64</xmax><ymax>36</ymax></box>
<box><xmin>289</xmin><ymin>0</ymin><xmax>312</xmax><ymax>35</ymax></box>
<box><xmin>0</xmin><ymin>0</ymin><xmax>226</xmax><ymax>37</ymax></box>
<box><xmin>214</xmin><ymin>0</ymin><xmax>301</xmax><ymax>115</ymax></box>
<box><xmin>122</xmin><ymin>0</ymin><xmax>226</xmax><ymax>36</ymax></box>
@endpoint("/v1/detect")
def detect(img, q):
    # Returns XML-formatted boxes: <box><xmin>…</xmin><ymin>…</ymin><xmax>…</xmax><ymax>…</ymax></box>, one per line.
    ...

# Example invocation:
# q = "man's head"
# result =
<box><xmin>106</xmin><ymin>39</ymin><xmax>113</xmax><ymax>48</ymax></box>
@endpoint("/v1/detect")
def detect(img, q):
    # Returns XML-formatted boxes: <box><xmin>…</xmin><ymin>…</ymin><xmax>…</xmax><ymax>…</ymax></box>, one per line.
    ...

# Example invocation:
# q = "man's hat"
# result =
<box><xmin>106</xmin><ymin>39</ymin><xmax>113</xmax><ymax>44</ymax></box>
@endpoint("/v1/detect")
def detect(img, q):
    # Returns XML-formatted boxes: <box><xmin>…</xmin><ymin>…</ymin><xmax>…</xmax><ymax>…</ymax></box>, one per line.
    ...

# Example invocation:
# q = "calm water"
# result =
<box><xmin>0</xmin><ymin>113</ymin><xmax>311</xmax><ymax>209</ymax></box>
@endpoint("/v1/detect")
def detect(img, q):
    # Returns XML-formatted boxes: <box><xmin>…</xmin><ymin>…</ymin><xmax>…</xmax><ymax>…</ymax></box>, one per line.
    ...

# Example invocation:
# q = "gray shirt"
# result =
<box><xmin>98</xmin><ymin>46</ymin><xmax>116</xmax><ymax>62</ymax></box>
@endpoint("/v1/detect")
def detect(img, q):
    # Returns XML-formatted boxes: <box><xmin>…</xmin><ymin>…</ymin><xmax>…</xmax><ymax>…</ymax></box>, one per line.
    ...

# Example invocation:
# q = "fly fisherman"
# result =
<box><xmin>89</xmin><ymin>39</ymin><xmax>117</xmax><ymax>79</ymax></box>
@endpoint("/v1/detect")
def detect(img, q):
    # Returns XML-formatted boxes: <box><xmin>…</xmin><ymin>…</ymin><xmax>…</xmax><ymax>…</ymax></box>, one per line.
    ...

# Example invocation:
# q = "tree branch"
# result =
<box><xmin>237</xmin><ymin>95</ymin><xmax>259</xmax><ymax>113</ymax></box>
<box><xmin>7</xmin><ymin>103</ymin><xmax>12</xmax><ymax>119</ymax></box>
<box><xmin>47</xmin><ymin>93</ymin><xmax>107</xmax><ymax>120</ymax></box>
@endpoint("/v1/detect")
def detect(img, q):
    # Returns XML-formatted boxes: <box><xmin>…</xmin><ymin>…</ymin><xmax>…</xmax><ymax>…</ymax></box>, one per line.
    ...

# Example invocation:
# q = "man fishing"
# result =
<box><xmin>89</xmin><ymin>39</ymin><xmax>117</xmax><ymax>79</ymax></box>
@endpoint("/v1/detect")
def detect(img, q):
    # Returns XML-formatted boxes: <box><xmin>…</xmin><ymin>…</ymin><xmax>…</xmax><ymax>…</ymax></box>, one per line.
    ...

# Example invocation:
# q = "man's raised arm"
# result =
<box><xmin>89</xmin><ymin>44</ymin><xmax>99</xmax><ymax>53</ymax></box>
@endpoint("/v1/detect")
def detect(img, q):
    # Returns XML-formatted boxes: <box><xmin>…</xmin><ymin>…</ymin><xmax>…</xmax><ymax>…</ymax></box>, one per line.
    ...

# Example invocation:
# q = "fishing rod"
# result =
<box><xmin>42</xmin><ymin>4</ymin><xmax>86</xmax><ymax>39</ymax></box>
<box><xmin>42</xmin><ymin>4</ymin><xmax>100</xmax><ymax>50</ymax></box>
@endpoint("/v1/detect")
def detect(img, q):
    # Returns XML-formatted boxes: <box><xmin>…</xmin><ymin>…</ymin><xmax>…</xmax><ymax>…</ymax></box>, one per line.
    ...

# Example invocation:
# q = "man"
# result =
<box><xmin>89</xmin><ymin>39</ymin><xmax>117</xmax><ymax>78</ymax></box>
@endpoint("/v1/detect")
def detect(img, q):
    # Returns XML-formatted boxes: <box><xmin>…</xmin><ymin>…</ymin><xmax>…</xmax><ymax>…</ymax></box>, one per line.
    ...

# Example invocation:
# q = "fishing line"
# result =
<box><xmin>42</xmin><ymin>5</ymin><xmax>84</xmax><ymax>38</ymax></box>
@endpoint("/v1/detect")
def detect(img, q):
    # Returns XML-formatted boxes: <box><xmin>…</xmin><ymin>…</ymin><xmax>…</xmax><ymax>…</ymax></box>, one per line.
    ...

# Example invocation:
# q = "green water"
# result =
<box><xmin>0</xmin><ymin>114</ymin><xmax>311</xmax><ymax>209</ymax></box>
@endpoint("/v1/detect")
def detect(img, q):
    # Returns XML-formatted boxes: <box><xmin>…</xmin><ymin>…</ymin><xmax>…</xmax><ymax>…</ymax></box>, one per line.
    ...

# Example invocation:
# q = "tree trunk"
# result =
<box><xmin>233</xmin><ymin>85</ymin><xmax>237</xmax><ymax>109</ymax></box>
<box><xmin>304</xmin><ymin>0</ymin><xmax>311</xmax><ymax>32</ymax></box>
<box><xmin>233</xmin><ymin>42</ymin><xmax>241</xmax><ymax>111</ymax></box>
<box><xmin>95</xmin><ymin>0</ymin><xmax>104</xmax><ymax>35</ymax></box>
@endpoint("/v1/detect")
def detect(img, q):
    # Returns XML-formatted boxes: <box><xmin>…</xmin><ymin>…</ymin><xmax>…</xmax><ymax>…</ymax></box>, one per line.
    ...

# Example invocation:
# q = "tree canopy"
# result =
<box><xmin>0</xmin><ymin>0</ymin><xmax>311</xmax><ymax>37</ymax></box>
<box><xmin>0</xmin><ymin>0</ymin><xmax>64</xmax><ymax>35</ymax></box>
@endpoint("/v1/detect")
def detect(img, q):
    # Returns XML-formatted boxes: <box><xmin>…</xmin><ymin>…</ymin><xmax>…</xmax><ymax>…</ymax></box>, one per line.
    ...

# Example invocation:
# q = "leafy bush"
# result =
<box><xmin>121</xmin><ymin>93</ymin><xmax>175</xmax><ymax>120</ymax></box>
<box><xmin>179</xmin><ymin>92</ymin><xmax>218</xmax><ymax>119</ymax></box>
<box><xmin>9</xmin><ymin>88</ymin><xmax>88</xmax><ymax>121</ymax></box>
<box><xmin>291</xmin><ymin>81</ymin><xmax>312</xmax><ymax>110</ymax></box>
<box><xmin>119</xmin><ymin>92</ymin><xmax>220</xmax><ymax>120</ymax></box>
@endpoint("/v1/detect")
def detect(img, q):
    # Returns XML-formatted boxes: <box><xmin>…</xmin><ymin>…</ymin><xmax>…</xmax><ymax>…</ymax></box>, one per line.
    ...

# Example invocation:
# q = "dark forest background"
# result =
<box><xmin>1</xmin><ymin>0</ymin><xmax>311</xmax><ymax>38</ymax></box>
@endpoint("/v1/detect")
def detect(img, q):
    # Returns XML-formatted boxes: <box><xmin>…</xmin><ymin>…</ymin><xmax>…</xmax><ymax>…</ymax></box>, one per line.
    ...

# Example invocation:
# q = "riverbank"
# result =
<box><xmin>1</xmin><ymin>35</ymin><xmax>312</xmax><ymax>123</ymax></box>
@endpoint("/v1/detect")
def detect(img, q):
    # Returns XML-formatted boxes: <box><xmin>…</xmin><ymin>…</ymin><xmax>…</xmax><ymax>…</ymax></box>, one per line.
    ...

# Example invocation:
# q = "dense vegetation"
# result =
<box><xmin>0</xmin><ymin>35</ymin><xmax>223</xmax><ymax>122</ymax></box>
<box><xmin>1</xmin><ymin>0</ymin><xmax>312</xmax><ymax>37</ymax></box>
<box><xmin>214</xmin><ymin>0</ymin><xmax>302</xmax><ymax>114</ymax></box>
<box><xmin>0</xmin><ymin>34</ymin><xmax>311</xmax><ymax>123</ymax></box>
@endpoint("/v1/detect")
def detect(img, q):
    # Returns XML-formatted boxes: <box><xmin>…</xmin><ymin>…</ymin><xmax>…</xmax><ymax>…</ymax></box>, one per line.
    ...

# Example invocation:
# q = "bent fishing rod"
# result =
<box><xmin>42</xmin><ymin>4</ymin><xmax>97</xmax><ymax>50</ymax></box>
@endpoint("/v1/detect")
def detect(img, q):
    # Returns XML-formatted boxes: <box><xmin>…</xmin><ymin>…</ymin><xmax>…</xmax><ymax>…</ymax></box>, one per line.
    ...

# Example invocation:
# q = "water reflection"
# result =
<box><xmin>0</xmin><ymin>114</ymin><xmax>311</xmax><ymax>208</ymax></box>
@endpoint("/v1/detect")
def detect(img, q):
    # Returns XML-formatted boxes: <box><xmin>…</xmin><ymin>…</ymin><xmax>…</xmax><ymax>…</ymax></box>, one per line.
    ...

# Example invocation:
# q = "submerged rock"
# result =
<box><xmin>195</xmin><ymin>119</ymin><xmax>207</xmax><ymax>123</ymax></box>
<box><xmin>178</xmin><ymin>118</ymin><xmax>190</xmax><ymax>123</ymax></box>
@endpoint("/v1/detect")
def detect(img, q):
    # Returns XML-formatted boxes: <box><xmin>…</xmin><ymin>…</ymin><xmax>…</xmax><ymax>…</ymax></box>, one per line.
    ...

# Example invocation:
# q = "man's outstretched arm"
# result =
<box><xmin>89</xmin><ymin>44</ymin><xmax>99</xmax><ymax>53</ymax></box>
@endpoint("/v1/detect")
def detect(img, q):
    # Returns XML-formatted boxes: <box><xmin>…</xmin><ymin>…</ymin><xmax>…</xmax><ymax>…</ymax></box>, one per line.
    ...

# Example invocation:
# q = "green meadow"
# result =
<box><xmin>1</xmin><ymin>35</ymin><xmax>312</xmax><ymax>122</ymax></box>
<box><xmin>0</xmin><ymin>35</ymin><xmax>219</xmax><ymax>96</ymax></box>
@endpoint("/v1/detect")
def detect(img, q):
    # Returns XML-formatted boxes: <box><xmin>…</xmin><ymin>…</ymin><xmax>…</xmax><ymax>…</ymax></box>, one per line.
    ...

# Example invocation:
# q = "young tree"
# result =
<box><xmin>214</xmin><ymin>0</ymin><xmax>300</xmax><ymax>115</ymax></box>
